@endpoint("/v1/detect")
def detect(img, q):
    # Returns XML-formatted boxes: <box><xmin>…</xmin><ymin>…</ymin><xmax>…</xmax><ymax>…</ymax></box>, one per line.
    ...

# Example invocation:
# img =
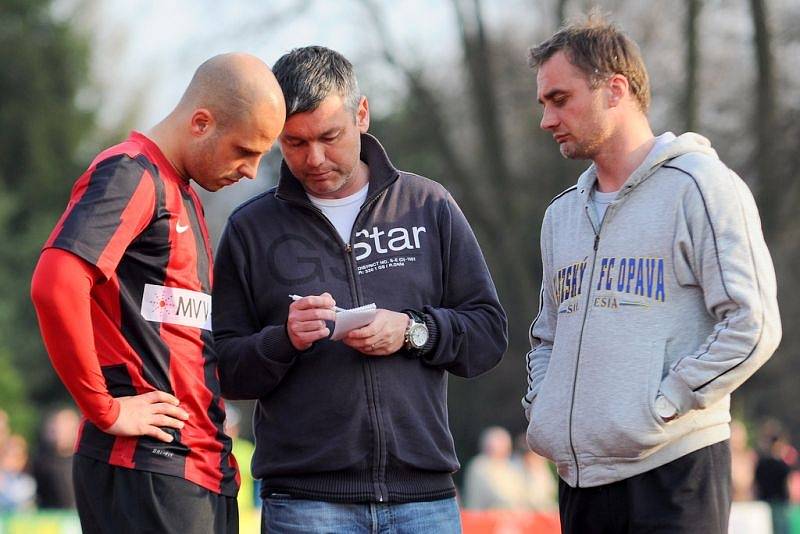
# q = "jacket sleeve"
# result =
<box><xmin>212</xmin><ymin>219</ymin><xmax>299</xmax><ymax>400</ymax></box>
<box><xmin>521</xmin><ymin>209</ymin><xmax>557</xmax><ymax>421</ymax></box>
<box><xmin>660</xmin><ymin>163</ymin><xmax>781</xmax><ymax>416</ymax></box>
<box><xmin>418</xmin><ymin>193</ymin><xmax>508</xmax><ymax>378</ymax></box>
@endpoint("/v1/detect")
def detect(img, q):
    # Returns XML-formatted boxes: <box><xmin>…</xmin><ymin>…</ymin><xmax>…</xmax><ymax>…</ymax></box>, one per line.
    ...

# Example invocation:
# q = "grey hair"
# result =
<box><xmin>272</xmin><ymin>46</ymin><xmax>361</xmax><ymax>117</ymax></box>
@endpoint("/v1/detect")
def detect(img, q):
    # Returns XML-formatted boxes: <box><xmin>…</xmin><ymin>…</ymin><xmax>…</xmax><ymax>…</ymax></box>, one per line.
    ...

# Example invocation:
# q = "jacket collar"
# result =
<box><xmin>275</xmin><ymin>133</ymin><xmax>400</xmax><ymax>205</ymax></box>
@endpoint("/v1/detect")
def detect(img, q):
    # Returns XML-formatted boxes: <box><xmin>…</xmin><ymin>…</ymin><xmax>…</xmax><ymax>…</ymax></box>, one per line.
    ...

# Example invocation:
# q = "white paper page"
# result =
<box><xmin>331</xmin><ymin>303</ymin><xmax>377</xmax><ymax>340</ymax></box>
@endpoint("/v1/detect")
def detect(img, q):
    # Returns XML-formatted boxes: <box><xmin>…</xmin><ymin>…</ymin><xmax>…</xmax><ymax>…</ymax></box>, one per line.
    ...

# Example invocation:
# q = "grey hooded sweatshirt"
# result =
<box><xmin>523</xmin><ymin>132</ymin><xmax>781</xmax><ymax>488</ymax></box>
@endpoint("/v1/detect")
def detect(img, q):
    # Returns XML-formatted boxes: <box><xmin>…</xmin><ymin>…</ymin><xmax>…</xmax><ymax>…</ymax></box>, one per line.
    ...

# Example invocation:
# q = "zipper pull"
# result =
<box><xmin>345</xmin><ymin>243</ymin><xmax>352</xmax><ymax>253</ymax></box>
<box><xmin>593</xmin><ymin>235</ymin><xmax>600</xmax><ymax>251</ymax></box>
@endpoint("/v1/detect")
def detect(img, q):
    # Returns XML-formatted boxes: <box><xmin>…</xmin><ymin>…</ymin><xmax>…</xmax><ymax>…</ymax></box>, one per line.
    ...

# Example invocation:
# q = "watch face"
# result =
<box><xmin>409</xmin><ymin>324</ymin><xmax>428</xmax><ymax>348</ymax></box>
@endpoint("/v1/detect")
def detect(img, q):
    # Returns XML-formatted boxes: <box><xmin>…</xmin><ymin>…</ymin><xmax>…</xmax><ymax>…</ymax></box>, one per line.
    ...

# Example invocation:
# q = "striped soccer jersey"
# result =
<box><xmin>44</xmin><ymin>131</ymin><xmax>238</xmax><ymax>496</ymax></box>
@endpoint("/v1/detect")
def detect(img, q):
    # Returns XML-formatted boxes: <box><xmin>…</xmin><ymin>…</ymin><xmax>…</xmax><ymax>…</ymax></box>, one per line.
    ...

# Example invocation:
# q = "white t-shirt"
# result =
<box><xmin>307</xmin><ymin>184</ymin><xmax>369</xmax><ymax>243</ymax></box>
<box><xmin>591</xmin><ymin>134</ymin><xmax>674</xmax><ymax>224</ymax></box>
<box><xmin>591</xmin><ymin>188</ymin><xmax>618</xmax><ymax>223</ymax></box>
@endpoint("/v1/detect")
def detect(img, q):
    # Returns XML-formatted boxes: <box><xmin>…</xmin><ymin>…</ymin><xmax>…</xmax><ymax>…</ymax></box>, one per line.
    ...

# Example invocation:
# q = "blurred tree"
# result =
<box><xmin>684</xmin><ymin>0</ymin><xmax>702</xmax><ymax>132</ymax></box>
<box><xmin>362</xmin><ymin>0</ymin><xmax>584</xmax><ymax>467</ymax></box>
<box><xmin>205</xmin><ymin>0</ymin><xmax>799</xmax><ymax>463</ymax></box>
<box><xmin>353</xmin><ymin>0</ymin><xmax>800</xmax><ymax>464</ymax></box>
<box><xmin>0</xmin><ymin>0</ymin><xmax>96</xmax><ymax>420</ymax></box>
<box><xmin>748</xmin><ymin>0</ymin><xmax>780</xmax><ymax>237</ymax></box>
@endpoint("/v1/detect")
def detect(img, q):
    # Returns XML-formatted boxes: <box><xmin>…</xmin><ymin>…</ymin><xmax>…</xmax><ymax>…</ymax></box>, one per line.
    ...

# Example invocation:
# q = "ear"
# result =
<box><xmin>356</xmin><ymin>96</ymin><xmax>370</xmax><ymax>133</ymax></box>
<box><xmin>190</xmin><ymin>108</ymin><xmax>215</xmax><ymax>137</ymax></box>
<box><xmin>606</xmin><ymin>74</ymin><xmax>629</xmax><ymax>108</ymax></box>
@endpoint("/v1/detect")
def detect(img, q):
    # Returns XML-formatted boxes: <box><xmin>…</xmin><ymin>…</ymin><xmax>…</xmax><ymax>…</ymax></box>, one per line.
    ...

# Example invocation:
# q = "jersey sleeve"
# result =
<box><xmin>31</xmin><ymin>248</ymin><xmax>121</xmax><ymax>429</ymax></box>
<box><xmin>46</xmin><ymin>154</ymin><xmax>156</xmax><ymax>280</ymax></box>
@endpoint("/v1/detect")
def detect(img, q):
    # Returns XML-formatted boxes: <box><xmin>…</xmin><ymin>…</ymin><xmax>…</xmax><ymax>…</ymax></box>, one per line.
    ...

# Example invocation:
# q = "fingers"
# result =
<box><xmin>290</xmin><ymin>293</ymin><xmax>336</xmax><ymax>311</ymax></box>
<box><xmin>151</xmin><ymin>402</ymin><xmax>190</xmax><ymax>421</ymax></box>
<box><xmin>291</xmin><ymin>307</ymin><xmax>336</xmax><ymax>323</ymax></box>
<box><xmin>145</xmin><ymin>426</ymin><xmax>176</xmax><ymax>443</ymax></box>
<box><xmin>346</xmin><ymin>324</ymin><xmax>375</xmax><ymax>340</ymax></box>
<box><xmin>287</xmin><ymin>295</ymin><xmax>336</xmax><ymax>351</ymax></box>
<box><xmin>150</xmin><ymin>413</ymin><xmax>186</xmax><ymax>430</ymax></box>
<box><xmin>107</xmin><ymin>393</ymin><xmax>190</xmax><ymax>441</ymax></box>
<box><xmin>292</xmin><ymin>319</ymin><xmax>328</xmax><ymax>332</ymax></box>
<box><xmin>342</xmin><ymin>335</ymin><xmax>385</xmax><ymax>355</ymax></box>
<box><xmin>290</xmin><ymin>327</ymin><xmax>331</xmax><ymax>350</ymax></box>
<box><xmin>142</xmin><ymin>390</ymin><xmax>180</xmax><ymax>405</ymax></box>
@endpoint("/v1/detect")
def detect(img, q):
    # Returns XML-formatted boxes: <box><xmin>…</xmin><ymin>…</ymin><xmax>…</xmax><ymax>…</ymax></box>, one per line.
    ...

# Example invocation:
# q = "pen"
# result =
<box><xmin>289</xmin><ymin>294</ymin><xmax>345</xmax><ymax>312</ymax></box>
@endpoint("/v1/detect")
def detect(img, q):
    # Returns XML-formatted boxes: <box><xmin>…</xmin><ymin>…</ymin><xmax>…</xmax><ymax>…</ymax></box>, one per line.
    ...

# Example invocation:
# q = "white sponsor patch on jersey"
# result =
<box><xmin>141</xmin><ymin>284</ymin><xmax>212</xmax><ymax>330</ymax></box>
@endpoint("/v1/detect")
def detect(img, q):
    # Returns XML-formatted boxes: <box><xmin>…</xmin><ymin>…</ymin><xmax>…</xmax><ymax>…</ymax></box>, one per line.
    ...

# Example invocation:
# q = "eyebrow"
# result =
<box><xmin>239</xmin><ymin>146</ymin><xmax>263</xmax><ymax>156</ymax></box>
<box><xmin>282</xmin><ymin>127</ymin><xmax>341</xmax><ymax>142</ymax></box>
<box><xmin>319</xmin><ymin>127</ymin><xmax>340</xmax><ymax>138</ymax></box>
<box><xmin>538</xmin><ymin>89</ymin><xmax>567</xmax><ymax>104</ymax></box>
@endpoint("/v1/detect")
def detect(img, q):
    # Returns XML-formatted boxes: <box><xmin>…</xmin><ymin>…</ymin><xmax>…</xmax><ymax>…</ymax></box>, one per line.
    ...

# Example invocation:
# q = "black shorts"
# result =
<box><xmin>73</xmin><ymin>454</ymin><xmax>238</xmax><ymax>534</ymax></box>
<box><xmin>558</xmin><ymin>440</ymin><xmax>731</xmax><ymax>534</ymax></box>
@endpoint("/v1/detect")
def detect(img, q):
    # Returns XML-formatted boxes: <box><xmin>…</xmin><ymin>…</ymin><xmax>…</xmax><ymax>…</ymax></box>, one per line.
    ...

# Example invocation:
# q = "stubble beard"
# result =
<box><xmin>559</xmin><ymin>127</ymin><xmax>609</xmax><ymax>161</ymax></box>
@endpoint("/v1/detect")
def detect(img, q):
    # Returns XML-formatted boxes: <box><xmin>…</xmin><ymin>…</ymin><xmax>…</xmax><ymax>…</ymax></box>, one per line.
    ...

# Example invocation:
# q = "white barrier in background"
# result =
<box><xmin>730</xmin><ymin>501</ymin><xmax>773</xmax><ymax>534</ymax></box>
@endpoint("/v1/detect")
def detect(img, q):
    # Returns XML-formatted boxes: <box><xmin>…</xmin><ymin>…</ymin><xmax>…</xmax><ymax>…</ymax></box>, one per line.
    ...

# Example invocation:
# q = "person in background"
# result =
<box><xmin>755</xmin><ymin>420</ymin><xmax>793</xmax><ymax>534</ymax></box>
<box><xmin>463</xmin><ymin>427</ymin><xmax>527</xmax><ymax>510</ymax></box>
<box><xmin>730</xmin><ymin>419</ymin><xmax>757</xmax><ymax>502</ymax></box>
<box><xmin>0</xmin><ymin>434</ymin><xmax>36</xmax><ymax>512</ymax></box>
<box><xmin>224</xmin><ymin>404</ymin><xmax>257</xmax><ymax>517</ymax></box>
<box><xmin>32</xmin><ymin>407</ymin><xmax>80</xmax><ymax>509</ymax></box>
<box><xmin>513</xmin><ymin>434</ymin><xmax>557</xmax><ymax>511</ymax></box>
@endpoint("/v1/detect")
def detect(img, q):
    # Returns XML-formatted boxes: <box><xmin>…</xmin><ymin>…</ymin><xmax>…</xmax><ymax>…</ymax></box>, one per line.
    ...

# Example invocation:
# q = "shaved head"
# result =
<box><xmin>149</xmin><ymin>52</ymin><xmax>286</xmax><ymax>191</ymax></box>
<box><xmin>178</xmin><ymin>52</ymin><xmax>285</xmax><ymax>130</ymax></box>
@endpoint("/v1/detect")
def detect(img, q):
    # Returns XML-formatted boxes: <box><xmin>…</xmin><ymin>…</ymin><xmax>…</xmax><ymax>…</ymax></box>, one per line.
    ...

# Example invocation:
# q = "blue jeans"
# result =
<box><xmin>261</xmin><ymin>496</ymin><xmax>461</xmax><ymax>533</ymax></box>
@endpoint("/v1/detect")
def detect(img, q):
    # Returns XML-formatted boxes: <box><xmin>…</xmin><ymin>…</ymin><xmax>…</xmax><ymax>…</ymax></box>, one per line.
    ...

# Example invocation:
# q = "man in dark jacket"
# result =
<box><xmin>212</xmin><ymin>45</ymin><xmax>507</xmax><ymax>533</ymax></box>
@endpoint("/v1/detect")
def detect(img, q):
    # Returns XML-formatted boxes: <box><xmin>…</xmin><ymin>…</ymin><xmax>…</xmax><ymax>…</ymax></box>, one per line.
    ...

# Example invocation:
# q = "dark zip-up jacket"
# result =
<box><xmin>213</xmin><ymin>134</ymin><xmax>507</xmax><ymax>503</ymax></box>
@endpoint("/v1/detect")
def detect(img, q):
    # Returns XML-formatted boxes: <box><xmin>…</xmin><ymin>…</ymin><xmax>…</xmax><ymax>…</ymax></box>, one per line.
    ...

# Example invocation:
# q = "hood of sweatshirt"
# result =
<box><xmin>575</xmin><ymin>132</ymin><xmax>720</xmax><ymax>207</ymax></box>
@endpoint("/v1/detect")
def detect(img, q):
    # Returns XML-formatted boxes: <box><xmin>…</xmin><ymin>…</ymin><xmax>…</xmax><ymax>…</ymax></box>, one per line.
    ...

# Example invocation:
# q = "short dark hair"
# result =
<box><xmin>272</xmin><ymin>46</ymin><xmax>361</xmax><ymax>117</ymax></box>
<box><xmin>529</xmin><ymin>13</ymin><xmax>650</xmax><ymax>112</ymax></box>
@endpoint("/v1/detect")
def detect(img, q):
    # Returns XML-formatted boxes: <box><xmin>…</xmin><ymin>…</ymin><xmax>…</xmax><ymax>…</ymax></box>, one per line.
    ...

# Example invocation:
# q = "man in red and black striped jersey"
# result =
<box><xmin>30</xmin><ymin>53</ymin><xmax>285</xmax><ymax>534</ymax></box>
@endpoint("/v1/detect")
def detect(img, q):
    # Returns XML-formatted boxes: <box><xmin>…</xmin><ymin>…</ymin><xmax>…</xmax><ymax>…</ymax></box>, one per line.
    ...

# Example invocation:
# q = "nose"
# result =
<box><xmin>239</xmin><ymin>155</ymin><xmax>262</xmax><ymax>180</ymax></box>
<box><xmin>540</xmin><ymin>105</ymin><xmax>558</xmax><ymax>131</ymax></box>
<box><xmin>306</xmin><ymin>143</ymin><xmax>325</xmax><ymax>168</ymax></box>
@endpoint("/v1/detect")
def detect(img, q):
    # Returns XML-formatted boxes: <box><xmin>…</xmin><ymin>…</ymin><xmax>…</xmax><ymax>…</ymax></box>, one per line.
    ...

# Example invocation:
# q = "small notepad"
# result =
<box><xmin>331</xmin><ymin>303</ymin><xmax>377</xmax><ymax>340</ymax></box>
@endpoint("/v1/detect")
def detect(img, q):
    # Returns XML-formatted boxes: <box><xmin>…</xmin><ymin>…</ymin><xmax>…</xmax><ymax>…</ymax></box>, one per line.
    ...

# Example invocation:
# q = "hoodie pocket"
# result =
<box><xmin>573</xmin><ymin>340</ymin><xmax>668</xmax><ymax>460</ymax></box>
<box><xmin>647</xmin><ymin>341</ymin><xmax>670</xmax><ymax>425</ymax></box>
<box><xmin>525</xmin><ymin>370</ymin><xmax>566</xmax><ymax>463</ymax></box>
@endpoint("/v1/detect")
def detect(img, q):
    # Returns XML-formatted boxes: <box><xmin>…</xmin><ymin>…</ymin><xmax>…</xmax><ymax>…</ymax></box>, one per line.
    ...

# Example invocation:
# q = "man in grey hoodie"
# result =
<box><xmin>523</xmin><ymin>14</ymin><xmax>781</xmax><ymax>533</ymax></box>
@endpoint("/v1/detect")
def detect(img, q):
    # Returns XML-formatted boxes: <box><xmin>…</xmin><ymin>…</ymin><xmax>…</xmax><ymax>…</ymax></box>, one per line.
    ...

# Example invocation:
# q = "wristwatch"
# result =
<box><xmin>403</xmin><ymin>311</ymin><xmax>429</xmax><ymax>351</ymax></box>
<box><xmin>654</xmin><ymin>394</ymin><xmax>678</xmax><ymax>422</ymax></box>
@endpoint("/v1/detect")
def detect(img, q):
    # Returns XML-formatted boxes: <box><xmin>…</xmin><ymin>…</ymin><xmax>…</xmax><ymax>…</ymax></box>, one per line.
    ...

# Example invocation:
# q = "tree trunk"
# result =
<box><xmin>684</xmin><ymin>0</ymin><xmax>701</xmax><ymax>132</ymax></box>
<box><xmin>748</xmin><ymin>0</ymin><xmax>778</xmax><ymax>237</ymax></box>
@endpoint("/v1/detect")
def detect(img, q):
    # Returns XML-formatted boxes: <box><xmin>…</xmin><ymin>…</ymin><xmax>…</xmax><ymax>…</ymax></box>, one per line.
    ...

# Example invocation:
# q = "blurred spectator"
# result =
<box><xmin>730</xmin><ymin>419</ymin><xmax>757</xmax><ymax>502</ymax></box>
<box><xmin>224</xmin><ymin>404</ymin><xmax>258</xmax><ymax>514</ymax></box>
<box><xmin>0</xmin><ymin>434</ymin><xmax>36</xmax><ymax>512</ymax></box>
<box><xmin>32</xmin><ymin>407</ymin><xmax>79</xmax><ymax>509</ymax></box>
<box><xmin>755</xmin><ymin>419</ymin><xmax>792</xmax><ymax>534</ymax></box>
<box><xmin>462</xmin><ymin>426</ymin><xmax>527</xmax><ymax>509</ymax></box>
<box><xmin>788</xmin><ymin>469</ymin><xmax>800</xmax><ymax>504</ymax></box>
<box><xmin>514</xmin><ymin>434</ymin><xmax>557</xmax><ymax>511</ymax></box>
